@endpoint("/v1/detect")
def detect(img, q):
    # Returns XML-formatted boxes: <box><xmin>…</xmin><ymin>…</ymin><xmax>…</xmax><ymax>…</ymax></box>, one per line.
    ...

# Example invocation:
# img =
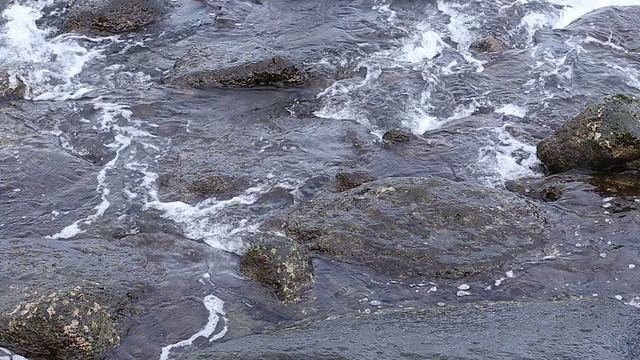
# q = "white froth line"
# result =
<box><xmin>159</xmin><ymin>295</ymin><xmax>228</xmax><ymax>360</ymax></box>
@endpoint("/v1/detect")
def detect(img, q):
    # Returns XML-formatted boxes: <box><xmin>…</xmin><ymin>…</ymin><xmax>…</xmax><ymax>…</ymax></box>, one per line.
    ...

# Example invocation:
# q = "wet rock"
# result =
<box><xmin>382</xmin><ymin>128</ymin><xmax>413</xmax><ymax>144</ymax></box>
<box><xmin>180</xmin><ymin>299</ymin><xmax>639</xmax><ymax>359</ymax></box>
<box><xmin>59</xmin><ymin>131</ymin><xmax>113</xmax><ymax>166</ymax></box>
<box><xmin>565</xmin><ymin>6</ymin><xmax>640</xmax><ymax>52</ymax></box>
<box><xmin>162</xmin><ymin>47</ymin><xmax>307</xmax><ymax>88</ymax></box>
<box><xmin>537</xmin><ymin>94</ymin><xmax>640</xmax><ymax>174</ymax></box>
<box><xmin>0</xmin><ymin>237</ymin><xmax>154</xmax><ymax>359</ymax></box>
<box><xmin>505</xmin><ymin>177</ymin><xmax>565</xmax><ymax>202</ymax></box>
<box><xmin>335</xmin><ymin>171</ymin><xmax>375</xmax><ymax>192</ymax></box>
<box><xmin>62</xmin><ymin>0</ymin><xmax>170</xmax><ymax>33</ymax></box>
<box><xmin>471</xmin><ymin>36</ymin><xmax>507</xmax><ymax>53</ymax></box>
<box><xmin>0</xmin><ymin>285</ymin><xmax>135</xmax><ymax>360</ymax></box>
<box><xmin>0</xmin><ymin>73</ymin><xmax>26</xmax><ymax>100</ymax></box>
<box><xmin>0</xmin><ymin>234</ymin><xmax>231</xmax><ymax>359</ymax></box>
<box><xmin>240</xmin><ymin>236</ymin><xmax>314</xmax><ymax>303</ymax></box>
<box><xmin>284</xmin><ymin>177</ymin><xmax>548</xmax><ymax>279</ymax></box>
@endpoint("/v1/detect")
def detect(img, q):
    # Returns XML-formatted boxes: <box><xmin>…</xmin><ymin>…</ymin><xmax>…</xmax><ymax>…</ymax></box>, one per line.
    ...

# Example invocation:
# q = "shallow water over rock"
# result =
<box><xmin>1</xmin><ymin>0</ymin><xmax>640</xmax><ymax>358</ymax></box>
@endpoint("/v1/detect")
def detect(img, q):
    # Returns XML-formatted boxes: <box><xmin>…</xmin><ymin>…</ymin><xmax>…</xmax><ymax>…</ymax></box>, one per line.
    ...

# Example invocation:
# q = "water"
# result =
<box><xmin>2</xmin><ymin>0</ymin><xmax>640</xmax><ymax>358</ymax></box>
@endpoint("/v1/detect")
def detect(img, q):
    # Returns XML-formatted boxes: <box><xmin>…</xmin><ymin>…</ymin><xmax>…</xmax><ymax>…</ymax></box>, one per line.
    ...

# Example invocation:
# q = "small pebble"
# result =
<box><xmin>630</xmin><ymin>264</ymin><xmax>636</xmax><ymax>269</ymax></box>
<box><xmin>457</xmin><ymin>284</ymin><xmax>470</xmax><ymax>290</ymax></box>
<box><xmin>615</xmin><ymin>295</ymin><xmax>623</xmax><ymax>301</ymax></box>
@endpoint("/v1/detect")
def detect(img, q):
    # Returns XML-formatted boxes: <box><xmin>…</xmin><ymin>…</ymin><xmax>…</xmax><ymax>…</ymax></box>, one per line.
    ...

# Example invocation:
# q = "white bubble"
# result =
<box><xmin>457</xmin><ymin>284</ymin><xmax>470</xmax><ymax>290</ymax></box>
<box><xmin>599</xmin><ymin>253</ymin><xmax>607</xmax><ymax>258</ymax></box>
<box><xmin>456</xmin><ymin>290</ymin><xmax>472</xmax><ymax>297</ymax></box>
<box><xmin>615</xmin><ymin>295</ymin><xmax>623</xmax><ymax>301</ymax></box>
<box><xmin>369</xmin><ymin>300</ymin><xmax>382</xmax><ymax>306</ymax></box>
<box><xmin>506</xmin><ymin>270</ymin><xmax>515</xmax><ymax>278</ymax></box>
<box><xmin>629</xmin><ymin>264</ymin><xmax>636</xmax><ymax>269</ymax></box>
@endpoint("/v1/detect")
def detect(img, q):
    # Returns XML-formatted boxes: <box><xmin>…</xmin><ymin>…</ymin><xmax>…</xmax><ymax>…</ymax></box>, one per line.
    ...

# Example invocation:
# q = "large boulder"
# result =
<box><xmin>240</xmin><ymin>236</ymin><xmax>314</xmax><ymax>303</ymax></box>
<box><xmin>162</xmin><ymin>47</ymin><xmax>307</xmax><ymax>88</ymax></box>
<box><xmin>537</xmin><ymin>94</ymin><xmax>640</xmax><ymax>173</ymax></box>
<box><xmin>179</xmin><ymin>299</ymin><xmax>640</xmax><ymax>359</ymax></box>
<box><xmin>284</xmin><ymin>177</ymin><xmax>549</xmax><ymax>279</ymax></box>
<box><xmin>62</xmin><ymin>0</ymin><xmax>170</xmax><ymax>33</ymax></box>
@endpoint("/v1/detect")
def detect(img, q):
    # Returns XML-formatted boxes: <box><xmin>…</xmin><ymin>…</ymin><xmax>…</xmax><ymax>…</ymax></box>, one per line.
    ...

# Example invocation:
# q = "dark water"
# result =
<box><xmin>2</xmin><ymin>0</ymin><xmax>640</xmax><ymax>358</ymax></box>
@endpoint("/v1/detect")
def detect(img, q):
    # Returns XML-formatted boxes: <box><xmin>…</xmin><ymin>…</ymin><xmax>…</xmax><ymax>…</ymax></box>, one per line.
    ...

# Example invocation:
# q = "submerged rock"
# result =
<box><xmin>163</xmin><ymin>47</ymin><xmax>307</xmax><ymax>88</ymax></box>
<box><xmin>335</xmin><ymin>170</ymin><xmax>375</xmax><ymax>192</ymax></box>
<box><xmin>284</xmin><ymin>177</ymin><xmax>548</xmax><ymax>279</ymax></box>
<box><xmin>382</xmin><ymin>128</ymin><xmax>413</xmax><ymax>144</ymax></box>
<box><xmin>471</xmin><ymin>36</ymin><xmax>507</xmax><ymax>53</ymax></box>
<box><xmin>240</xmin><ymin>236</ymin><xmax>314</xmax><ymax>303</ymax></box>
<box><xmin>63</xmin><ymin>0</ymin><xmax>170</xmax><ymax>33</ymax></box>
<box><xmin>180</xmin><ymin>299</ymin><xmax>639</xmax><ymax>359</ymax></box>
<box><xmin>537</xmin><ymin>94</ymin><xmax>640</xmax><ymax>174</ymax></box>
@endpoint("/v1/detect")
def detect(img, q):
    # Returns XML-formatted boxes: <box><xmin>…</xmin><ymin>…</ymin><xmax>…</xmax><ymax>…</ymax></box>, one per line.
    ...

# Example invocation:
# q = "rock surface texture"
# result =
<box><xmin>163</xmin><ymin>47</ymin><xmax>307</xmax><ymax>88</ymax></box>
<box><xmin>284</xmin><ymin>177</ymin><xmax>549</xmax><ymax>279</ymax></box>
<box><xmin>63</xmin><ymin>0</ymin><xmax>169</xmax><ymax>33</ymax></box>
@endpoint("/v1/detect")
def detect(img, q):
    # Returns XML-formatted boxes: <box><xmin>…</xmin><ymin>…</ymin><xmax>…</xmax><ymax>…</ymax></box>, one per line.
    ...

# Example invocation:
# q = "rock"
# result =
<box><xmin>179</xmin><ymin>299</ymin><xmax>639</xmax><ymax>359</ymax></box>
<box><xmin>537</xmin><ymin>94</ymin><xmax>640</xmax><ymax>174</ymax></box>
<box><xmin>162</xmin><ymin>47</ymin><xmax>307</xmax><ymax>88</ymax></box>
<box><xmin>62</xmin><ymin>0</ymin><xmax>170</xmax><ymax>33</ymax></box>
<box><xmin>240</xmin><ymin>236</ymin><xmax>314</xmax><ymax>303</ymax></box>
<box><xmin>0</xmin><ymin>73</ymin><xmax>26</xmax><ymax>100</ymax></box>
<box><xmin>335</xmin><ymin>171</ymin><xmax>375</xmax><ymax>192</ymax></box>
<box><xmin>0</xmin><ymin>237</ymin><xmax>153</xmax><ymax>359</ymax></box>
<box><xmin>382</xmin><ymin>129</ymin><xmax>413</xmax><ymax>144</ymax></box>
<box><xmin>471</xmin><ymin>36</ymin><xmax>507</xmax><ymax>53</ymax></box>
<box><xmin>505</xmin><ymin>177</ymin><xmax>565</xmax><ymax>202</ymax></box>
<box><xmin>59</xmin><ymin>131</ymin><xmax>113</xmax><ymax>166</ymax></box>
<box><xmin>0</xmin><ymin>285</ymin><xmax>136</xmax><ymax>360</ymax></box>
<box><xmin>0</xmin><ymin>234</ymin><xmax>227</xmax><ymax>359</ymax></box>
<box><xmin>565</xmin><ymin>6</ymin><xmax>640</xmax><ymax>52</ymax></box>
<box><xmin>284</xmin><ymin>177</ymin><xmax>548</xmax><ymax>279</ymax></box>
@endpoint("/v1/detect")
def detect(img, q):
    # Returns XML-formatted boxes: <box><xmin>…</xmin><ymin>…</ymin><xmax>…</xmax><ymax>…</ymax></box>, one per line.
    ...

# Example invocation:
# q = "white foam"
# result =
<box><xmin>0</xmin><ymin>0</ymin><xmax>105</xmax><ymax>100</ymax></box>
<box><xmin>399</xmin><ymin>25</ymin><xmax>447</xmax><ymax>63</ymax></box>
<box><xmin>477</xmin><ymin>124</ymin><xmax>541</xmax><ymax>186</ymax></box>
<box><xmin>495</xmin><ymin>104</ymin><xmax>527</xmax><ymax>118</ymax></box>
<box><xmin>159</xmin><ymin>294</ymin><xmax>228</xmax><ymax>360</ymax></box>
<box><xmin>146</xmin><ymin>187</ymin><xmax>265</xmax><ymax>254</ymax></box>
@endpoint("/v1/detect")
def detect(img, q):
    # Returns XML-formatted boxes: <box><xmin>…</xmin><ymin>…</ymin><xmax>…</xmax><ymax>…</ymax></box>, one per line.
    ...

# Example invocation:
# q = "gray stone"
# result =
<box><xmin>0</xmin><ymin>73</ymin><xmax>26</xmax><ymax>100</ymax></box>
<box><xmin>284</xmin><ymin>177</ymin><xmax>549</xmax><ymax>279</ymax></box>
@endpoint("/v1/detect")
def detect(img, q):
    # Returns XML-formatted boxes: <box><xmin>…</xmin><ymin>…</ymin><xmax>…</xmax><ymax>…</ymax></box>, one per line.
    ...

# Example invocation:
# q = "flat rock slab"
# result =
<box><xmin>284</xmin><ymin>177</ymin><xmax>549</xmax><ymax>279</ymax></box>
<box><xmin>180</xmin><ymin>299</ymin><xmax>640</xmax><ymax>359</ymax></box>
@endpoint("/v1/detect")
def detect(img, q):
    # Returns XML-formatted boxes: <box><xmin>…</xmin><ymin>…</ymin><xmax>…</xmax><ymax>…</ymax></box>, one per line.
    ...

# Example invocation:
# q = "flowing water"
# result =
<box><xmin>2</xmin><ymin>0</ymin><xmax>640</xmax><ymax>358</ymax></box>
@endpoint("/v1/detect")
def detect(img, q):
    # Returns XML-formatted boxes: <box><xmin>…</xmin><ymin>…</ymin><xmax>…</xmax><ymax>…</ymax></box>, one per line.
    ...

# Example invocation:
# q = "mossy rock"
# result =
<box><xmin>240</xmin><ymin>236</ymin><xmax>314</xmax><ymax>303</ymax></box>
<box><xmin>0</xmin><ymin>284</ymin><xmax>137</xmax><ymax>359</ymax></box>
<box><xmin>63</xmin><ymin>0</ymin><xmax>170</xmax><ymax>33</ymax></box>
<box><xmin>162</xmin><ymin>47</ymin><xmax>307</xmax><ymax>88</ymax></box>
<box><xmin>537</xmin><ymin>94</ymin><xmax>640</xmax><ymax>173</ymax></box>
